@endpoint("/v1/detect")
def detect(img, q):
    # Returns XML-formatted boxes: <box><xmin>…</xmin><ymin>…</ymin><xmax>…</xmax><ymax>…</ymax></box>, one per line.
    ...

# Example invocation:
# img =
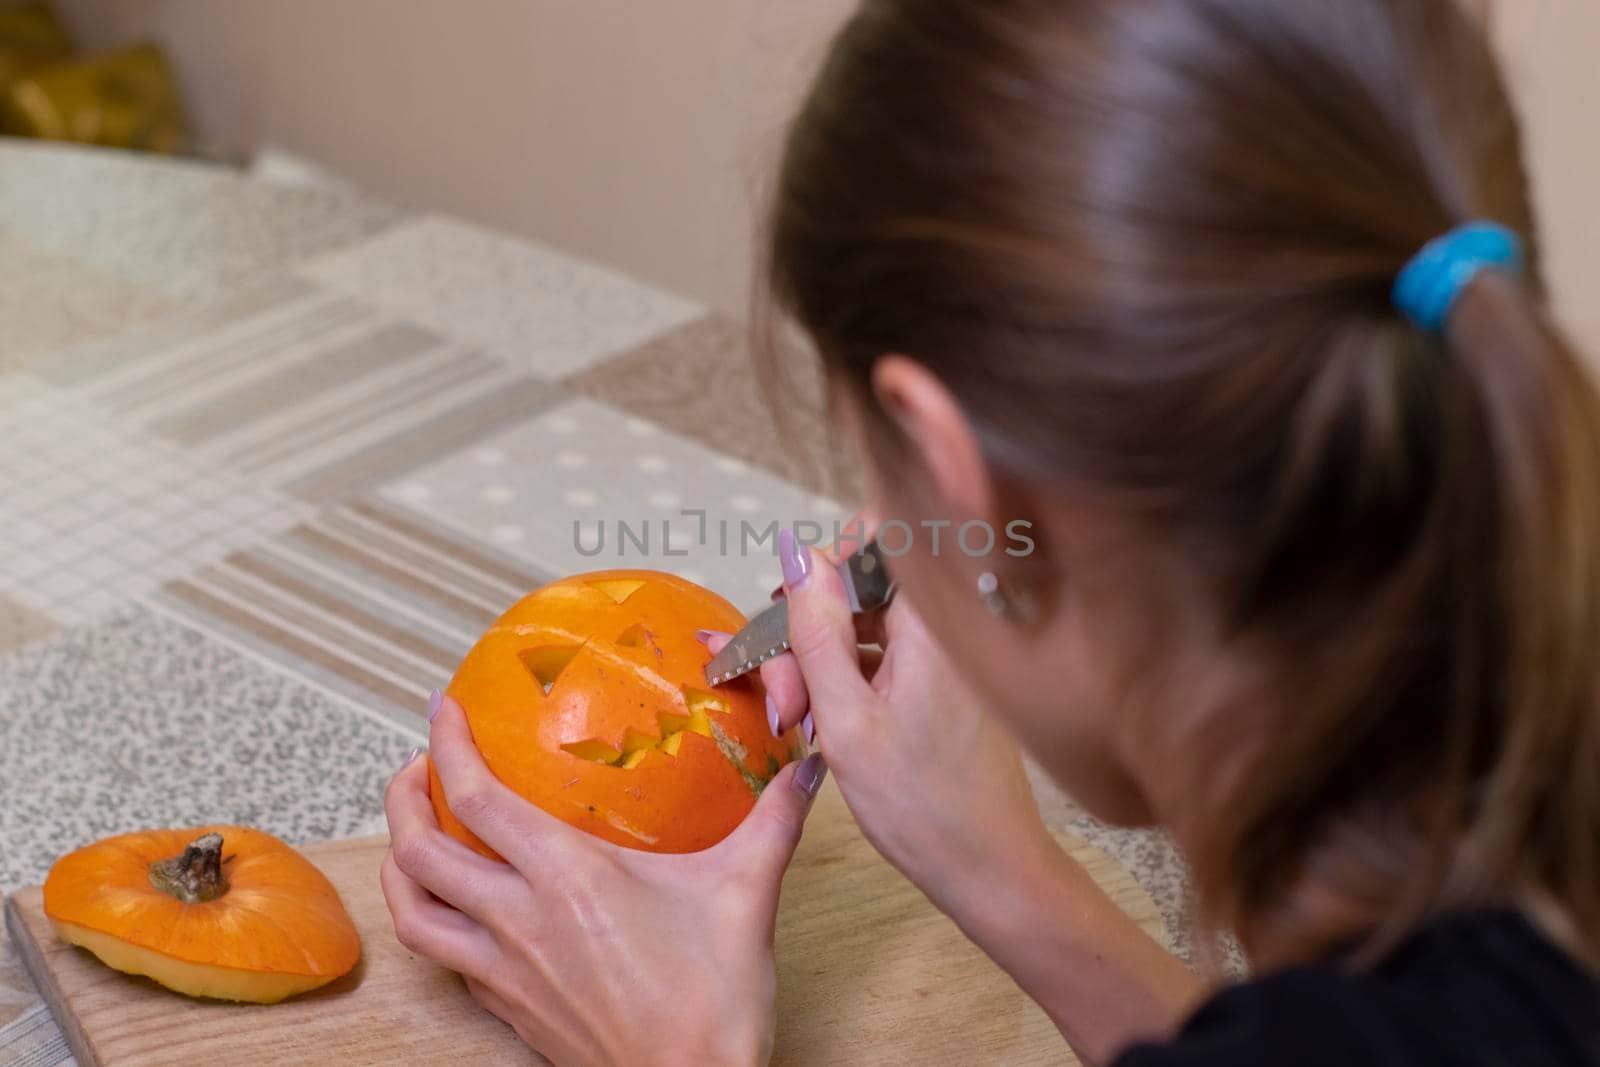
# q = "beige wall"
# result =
<box><xmin>56</xmin><ymin>0</ymin><xmax>856</xmax><ymax>319</ymax></box>
<box><xmin>1491</xmin><ymin>0</ymin><xmax>1600</xmax><ymax>351</ymax></box>
<box><xmin>57</xmin><ymin>0</ymin><xmax>1596</xmax><ymax>350</ymax></box>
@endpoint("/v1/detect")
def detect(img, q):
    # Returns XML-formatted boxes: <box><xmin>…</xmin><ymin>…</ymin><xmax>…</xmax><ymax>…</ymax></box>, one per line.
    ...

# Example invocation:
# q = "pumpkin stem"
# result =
<box><xmin>148</xmin><ymin>832</ymin><xmax>230</xmax><ymax>903</ymax></box>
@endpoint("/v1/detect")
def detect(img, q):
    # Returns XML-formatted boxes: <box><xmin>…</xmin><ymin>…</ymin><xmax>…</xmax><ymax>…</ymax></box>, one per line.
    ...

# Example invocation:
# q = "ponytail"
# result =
<box><xmin>1445</xmin><ymin>277</ymin><xmax>1600</xmax><ymax>967</ymax></box>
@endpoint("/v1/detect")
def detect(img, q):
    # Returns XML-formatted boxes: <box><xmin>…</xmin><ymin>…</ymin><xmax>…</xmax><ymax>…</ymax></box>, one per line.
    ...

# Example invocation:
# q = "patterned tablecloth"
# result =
<box><xmin>0</xmin><ymin>139</ymin><xmax>1196</xmax><ymax>1065</ymax></box>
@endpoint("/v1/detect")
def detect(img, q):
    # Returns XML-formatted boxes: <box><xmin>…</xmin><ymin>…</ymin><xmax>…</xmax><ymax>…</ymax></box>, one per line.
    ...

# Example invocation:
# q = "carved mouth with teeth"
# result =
<box><xmin>530</xmin><ymin>635</ymin><xmax>771</xmax><ymax>794</ymax></box>
<box><xmin>559</xmin><ymin>685</ymin><xmax>732</xmax><ymax>769</ymax></box>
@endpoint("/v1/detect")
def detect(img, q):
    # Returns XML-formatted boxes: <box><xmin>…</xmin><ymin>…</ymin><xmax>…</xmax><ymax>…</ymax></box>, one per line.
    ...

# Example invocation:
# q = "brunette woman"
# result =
<box><xmin>382</xmin><ymin>1</ymin><xmax>1600</xmax><ymax>1062</ymax></box>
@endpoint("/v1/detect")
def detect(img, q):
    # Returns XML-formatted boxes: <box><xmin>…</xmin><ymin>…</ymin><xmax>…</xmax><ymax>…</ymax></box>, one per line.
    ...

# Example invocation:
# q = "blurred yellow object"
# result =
<box><xmin>0</xmin><ymin>3</ymin><xmax>73</xmax><ymax>93</ymax></box>
<box><xmin>2</xmin><ymin>44</ymin><xmax>188</xmax><ymax>153</ymax></box>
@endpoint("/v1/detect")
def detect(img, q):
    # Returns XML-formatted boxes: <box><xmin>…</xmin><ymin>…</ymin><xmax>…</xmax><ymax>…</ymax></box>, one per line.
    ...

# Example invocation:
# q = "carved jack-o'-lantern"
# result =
<box><xmin>430</xmin><ymin>570</ymin><xmax>799</xmax><ymax>855</ymax></box>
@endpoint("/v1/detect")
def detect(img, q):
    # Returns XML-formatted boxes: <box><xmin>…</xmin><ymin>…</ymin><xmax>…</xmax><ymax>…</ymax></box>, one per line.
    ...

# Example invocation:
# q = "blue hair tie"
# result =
<box><xmin>1392</xmin><ymin>221</ymin><xmax>1525</xmax><ymax>334</ymax></box>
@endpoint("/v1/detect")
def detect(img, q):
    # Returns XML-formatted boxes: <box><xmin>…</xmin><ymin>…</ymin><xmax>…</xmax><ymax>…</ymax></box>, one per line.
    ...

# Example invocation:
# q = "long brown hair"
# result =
<box><xmin>766</xmin><ymin>0</ymin><xmax>1600</xmax><ymax>967</ymax></box>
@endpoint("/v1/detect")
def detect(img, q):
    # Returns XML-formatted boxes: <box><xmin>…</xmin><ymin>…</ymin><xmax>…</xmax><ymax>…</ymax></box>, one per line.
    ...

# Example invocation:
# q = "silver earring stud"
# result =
<box><xmin>977</xmin><ymin>571</ymin><xmax>1035</xmax><ymax>622</ymax></box>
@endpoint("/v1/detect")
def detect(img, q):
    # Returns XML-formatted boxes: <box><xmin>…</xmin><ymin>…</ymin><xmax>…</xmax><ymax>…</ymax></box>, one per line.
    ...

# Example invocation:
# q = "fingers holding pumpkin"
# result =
<box><xmin>706</xmin><ymin>756</ymin><xmax>825</xmax><ymax>907</ymax></box>
<box><xmin>427</xmin><ymin>693</ymin><xmax>597</xmax><ymax>872</ymax></box>
<box><xmin>379</xmin><ymin>850</ymin><xmax>499</xmax><ymax>979</ymax></box>
<box><xmin>385</xmin><ymin>754</ymin><xmax>517</xmax><ymax>916</ymax></box>
<box><xmin>381</xmin><ymin>759</ymin><xmax>502</xmax><ymax>975</ymax></box>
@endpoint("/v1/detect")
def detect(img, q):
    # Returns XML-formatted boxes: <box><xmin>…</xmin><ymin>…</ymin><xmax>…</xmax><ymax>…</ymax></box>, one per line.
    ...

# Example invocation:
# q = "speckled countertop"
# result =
<box><xmin>0</xmin><ymin>139</ymin><xmax>1201</xmax><ymax>1065</ymax></box>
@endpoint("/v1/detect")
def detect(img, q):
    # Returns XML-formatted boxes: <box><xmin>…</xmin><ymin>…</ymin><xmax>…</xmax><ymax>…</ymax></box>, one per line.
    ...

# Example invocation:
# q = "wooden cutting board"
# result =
<box><xmin>5</xmin><ymin>782</ymin><xmax>1164</xmax><ymax>1065</ymax></box>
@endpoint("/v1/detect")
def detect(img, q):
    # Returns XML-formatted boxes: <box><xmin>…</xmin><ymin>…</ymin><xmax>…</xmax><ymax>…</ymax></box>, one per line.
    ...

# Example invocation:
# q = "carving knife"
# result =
<box><xmin>704</xmin><ymin>539</ymin><xmax>895</xmax><ymax>686</ymax></box>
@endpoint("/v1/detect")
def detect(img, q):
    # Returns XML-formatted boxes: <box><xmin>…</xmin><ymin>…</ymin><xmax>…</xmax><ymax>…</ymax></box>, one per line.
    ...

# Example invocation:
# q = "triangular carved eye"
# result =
<box><xmin>519</xmin><ymin>644</ymin><xmax>582</xmax><ymax>695</ymax></box>
<box><xmin>615</xmin><ymin>624</ymin><xmax>647</xmax><ymax>648</ymax></box>
<box><xmin>588</xmin><ymin>578</ymin><xmax>646</xmax><ymax>605</ymax></box>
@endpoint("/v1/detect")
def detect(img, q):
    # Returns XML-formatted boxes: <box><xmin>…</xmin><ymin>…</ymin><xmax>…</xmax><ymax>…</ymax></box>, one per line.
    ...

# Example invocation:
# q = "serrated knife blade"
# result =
<box><xmin>704</xmin><ymin>539</ymin><xmax>894</xmax><ymax>686</ymax></box>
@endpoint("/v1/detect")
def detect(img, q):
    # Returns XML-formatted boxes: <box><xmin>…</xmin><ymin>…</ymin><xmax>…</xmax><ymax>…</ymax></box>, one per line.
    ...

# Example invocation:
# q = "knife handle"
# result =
<box><xmin>841</xmin><ymin>539</ymin><xmax>894</xmax><ymax>613</ymax></box>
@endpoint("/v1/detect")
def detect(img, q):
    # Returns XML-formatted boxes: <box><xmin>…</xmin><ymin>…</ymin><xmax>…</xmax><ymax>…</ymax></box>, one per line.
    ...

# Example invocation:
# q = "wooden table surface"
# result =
<box><xmin>7</xmin><ymin>783</ymin><xmax>1165</xmax><ymax>1065</ymax></box>
<box><xmin>0</xmin><ymin>140</ymin><xmax>1195</xmax><ymax>1065</ymax></box>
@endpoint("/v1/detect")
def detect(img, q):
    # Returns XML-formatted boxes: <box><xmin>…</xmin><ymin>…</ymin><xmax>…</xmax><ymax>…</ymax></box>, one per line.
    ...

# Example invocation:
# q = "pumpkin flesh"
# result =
<box><xmin>44</xmin><ymin>826</ymin><xmax>361</xmax><ymax>1004</ymax></box>
<box><xmin>432</xmin><ymin>570</ymin><xmax>798</xmax><ymax>856</ymax></box>
<box><xmin>50</xmin><ymin>920</ymin><xmax>338</xmax><ymax>1003</ymax></box>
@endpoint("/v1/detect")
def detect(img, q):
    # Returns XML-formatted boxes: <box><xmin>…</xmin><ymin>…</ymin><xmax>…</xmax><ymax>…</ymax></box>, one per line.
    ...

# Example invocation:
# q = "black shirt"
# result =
<box><xmin>1116</xmin><ymin>912</ymin><xmax>1600</xmax><ymax>1066</ymax></box>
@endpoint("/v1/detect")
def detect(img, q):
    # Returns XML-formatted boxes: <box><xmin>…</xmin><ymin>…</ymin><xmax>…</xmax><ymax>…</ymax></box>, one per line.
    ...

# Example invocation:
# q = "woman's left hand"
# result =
<box><xmin>381</xmin><ymin>693</ymin><xmax>827</xmax><ymax>1066</ymax></box>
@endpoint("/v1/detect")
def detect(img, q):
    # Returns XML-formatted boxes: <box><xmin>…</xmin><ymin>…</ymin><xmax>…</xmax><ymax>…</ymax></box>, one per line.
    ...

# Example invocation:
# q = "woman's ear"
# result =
<box><xmin>870</xmin><ymin>355</ymin><xmax>995</xmax><ymax>521</ymax></box>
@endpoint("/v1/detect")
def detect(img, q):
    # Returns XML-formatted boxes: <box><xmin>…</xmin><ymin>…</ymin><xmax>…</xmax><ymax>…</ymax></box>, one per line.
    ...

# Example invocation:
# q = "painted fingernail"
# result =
<box><xmin>403</xmin><ymin>747</ymin><xmax>420</xmax><ymax>767</ymax></box>
<box><xmin>801</xmin><ymin>710</ymin><xmax>815</xmax><ymax>747</ymax></box>
<box><xmin>792</xmin><ymin>753</ymin><xmax>827</xmax><ymax>798</ymax></box>
<box><xmin>428</xmin><ymin>689</ymin><xmax>443</xmax><ymax>721</ymax></box>
<box><xmin>766</xmin><ymin>694</ymin><xmax>781</xmax><ymax>737</ymax></box>
<box><xmin>696</xmin><ymin>628</ymin><xmax>728</xmax><ymax>645</ymax></box>
<box><xmin>779</xmin><ymin>528</ymin><xmax>812</xmax><ymax>588</ymax></box>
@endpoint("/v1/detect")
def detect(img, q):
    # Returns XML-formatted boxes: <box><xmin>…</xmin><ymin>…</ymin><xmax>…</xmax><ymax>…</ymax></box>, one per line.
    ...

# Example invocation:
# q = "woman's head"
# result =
<box><xmin>767</xmin><ymin>0</ymin><xmax>1600</xmax><ymax>966</ymax></box>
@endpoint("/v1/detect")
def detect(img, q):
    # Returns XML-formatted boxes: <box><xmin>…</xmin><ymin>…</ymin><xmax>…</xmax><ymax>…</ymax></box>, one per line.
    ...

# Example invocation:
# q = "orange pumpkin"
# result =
<box><xmin>431</xmin><ymin>570</ymin><xmax>798</xmax><ymax>855</ymax></box>
<box><xmin>44</xmin><ymin>826</ymin><xmax>361</xmax><ymax>1004</ymax></box>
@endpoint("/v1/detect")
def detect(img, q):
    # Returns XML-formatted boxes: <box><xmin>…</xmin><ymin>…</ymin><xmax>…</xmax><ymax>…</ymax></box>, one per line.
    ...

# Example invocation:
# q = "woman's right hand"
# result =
<box><xmin>717</xmin><ymin>528</ymin><xmax>1204</xmax><ymax>1066</ymax></box>
<box><xmin>736</xmin><ymin>528</ymin><xmax>1054</xmax><ymax>911</ymax></box>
